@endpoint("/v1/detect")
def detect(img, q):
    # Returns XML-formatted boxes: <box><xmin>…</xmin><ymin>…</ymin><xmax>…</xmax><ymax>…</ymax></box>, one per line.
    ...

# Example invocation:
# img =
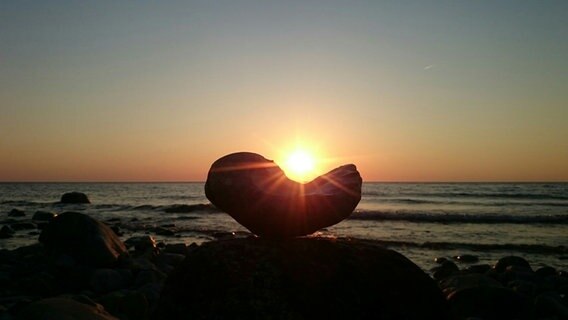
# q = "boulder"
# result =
<box><xmin>16</xmin><ymin>296</ymin><xmax>118</xmax><ymax>320</ymax></box>
<box><xmin>60</xmin><ymin>192</ymin><xmax>91</xmax><ymax>204</ymax></box>
<box><xmin>494</xmin><ymin>256</ymin><xmax>532</xmax><ymax>273</ymax></box>
<box><xmin>39</xmin><ymin>212</ymin><xmax>128</xmax><ymax>267</ymax></box>
<box><xmin>205</xmin><ymin>152</ymin><xmax>362</xmax><ymax>237</ymax></box>
<box><xmin>431</xmin><ymin>260</ymin><xmax>459</xmax><ymax>281</ymax></box>
<box><xmin>154</xmin><ymin>237</ymin><xmax>448</xmax><ymax>319</ymax></box>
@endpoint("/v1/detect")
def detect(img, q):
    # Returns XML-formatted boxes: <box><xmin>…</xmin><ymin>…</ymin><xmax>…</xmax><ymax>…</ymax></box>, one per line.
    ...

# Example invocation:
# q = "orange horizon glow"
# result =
<box><xmin>1</xmin><ymin>2</ymin><xmax>567</xmax><ymax>183</ymax></box>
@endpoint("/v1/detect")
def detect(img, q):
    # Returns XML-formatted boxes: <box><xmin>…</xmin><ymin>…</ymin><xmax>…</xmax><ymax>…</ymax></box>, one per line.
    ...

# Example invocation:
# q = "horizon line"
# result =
<box><xmin>0</xmin><ymin>180</ymin><xmax>566</xmax><ymax>184</ymax></box>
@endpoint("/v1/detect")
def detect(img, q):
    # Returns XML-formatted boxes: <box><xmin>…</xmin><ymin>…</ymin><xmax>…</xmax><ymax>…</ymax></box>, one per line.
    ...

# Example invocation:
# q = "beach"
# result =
<box><xmin>1</xmin><ymin>183</ymin><xmax>567</xmax><ymax>318</ymax></box>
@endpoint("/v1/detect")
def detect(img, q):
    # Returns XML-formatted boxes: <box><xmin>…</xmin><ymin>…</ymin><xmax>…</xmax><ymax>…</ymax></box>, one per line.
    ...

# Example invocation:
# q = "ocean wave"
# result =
<box><xmin>350</xmin><ymin>210</ymin><xmax>568</xmax><ymax>224</ymax></box>
<box><xmin>368</xmin><ymin>198</ymin><xmax>568</xmax><ymax>207</ymax></box>
<box><xmin>162</xmin><ymin>203</ymin><xmax>218</xmax><ymax>213</ymax></box>
<box><xmin>362</xmin><ymin>192</ymin><xmax>568</xmax><ymax>201</ymax></box>
<box><xmin>1</xmin><ymin>200</ymin><xmax>55</xmax><ymax>206</ymax></box>
<box><xmin>446</xmin><ymin>192</ymin><xmax>568</xmax><ymax>200</ymax></box>
<box><xmin>358</xmin><ymin>239</ymin><xmax>567</xmax><ymax>254</ymax></box>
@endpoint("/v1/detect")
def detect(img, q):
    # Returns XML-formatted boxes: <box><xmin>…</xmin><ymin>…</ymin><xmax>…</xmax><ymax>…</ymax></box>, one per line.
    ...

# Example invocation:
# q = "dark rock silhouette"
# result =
<box><xmin>494</xmin><ymin>255</ymin><xmax>532</xmax><ymax>273</ymax></box>
<box><xmin>154</xmin><ymin>237</ymin><xmax>448</xmax><ymax>319</ymax></box>
<box><xmin>39</xmin><ymin>212</ymin><xmax>128</xmax><ymax>267</ymax></box>
<box><xmin>447</xmin><ymin>286</ymin><xmax>530</xmax><ymax>319</ymax></box>
<box><xmin>8</xmin><ymin>208</ymin><xmax>25</xmax><ymax>217</ymax></box>
<box><xmin>433</xmin><ymin>254</ymin><xmax>568</xmax><ymax>319</ymax></box>
<box><xmin>205</xmin><ymin>152</ymin><xmax>362</xmax><ymax>237</ymax></box>
<box><xmin>0</xmin><ymin>225</ymin><xmax>15</xmax><ymax>239</ymax></box>
<box><xmin>60</xmin><ymin>191</ymin><xmax>91</xmax><ymax>204</ymax></box>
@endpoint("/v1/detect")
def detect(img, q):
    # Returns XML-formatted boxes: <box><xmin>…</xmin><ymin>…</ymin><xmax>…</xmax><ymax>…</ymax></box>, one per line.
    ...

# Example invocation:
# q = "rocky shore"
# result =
<box><xmin>0</xmin><ymin>211</ymin><xmax>567</xmax><ymax>319</ymax></box>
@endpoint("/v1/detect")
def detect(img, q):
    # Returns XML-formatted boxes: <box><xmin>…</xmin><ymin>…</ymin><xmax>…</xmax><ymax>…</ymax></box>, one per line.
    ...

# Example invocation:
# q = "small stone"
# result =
<box><xmin>125</xmin><ymin>235</ymin><xmax>157</xmax><ymax>253</ymax></box>
<box><xmin>32</xmin><ymin>211</ymin><xmax>57</xmax><ymax>221</ymax></box>
<box><xmin>535</xmin><ymin>266</ymin><xmax>557</xmax><ymax>277</ymax></box>
<box><xmin>60</xmin><ymin>192</ymin><xmax>91</xmax><ymax>204</ymax></box>
<box><xmin>8</xmin><ymin>209</ymin><xmax>25</xmax><ymax>217</ymax></box>
<box><xmin>0</xmin><ymin>225</ymin><xmax>15</xmax><ymax>239</ymax></box>
<box><xmin>434</xmin><ymin>257</ymin><xmax>448</xmax><ymax>264</ymax></box>
<box><xmin>164</xmin><ymin>243</ymin><xmax>188</xmax><ymax>255</ymax></box>
<box><xmin>440</xmin><ymin>273</ymin><xmax>503</xmax><ymax>297</ymax></box>
<box><xmin>431</xmin><ymin>260</ymin><xmax>459</xmax><ymax>281</ymax></box>
<box><xmin>494</xmin><ymin>256</ymin><xmax>532</xmax><ymax>273</ymax></box>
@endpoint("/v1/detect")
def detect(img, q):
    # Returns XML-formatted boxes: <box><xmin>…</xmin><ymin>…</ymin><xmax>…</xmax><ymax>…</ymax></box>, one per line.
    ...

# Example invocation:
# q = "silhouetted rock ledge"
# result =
<box><xmin>205</xmin><ymin>152</ymin><xmax>362</xmax><ymax>237</ymax></box>
<box><xmin>154</xmin><ymin>237</ymin><xmax>449</xmax><ymax>320</ymax></box>
<box><xmin>60</xmin><ymin>191</ymin><xmax>91</xmax><ymax>204</ymax></box>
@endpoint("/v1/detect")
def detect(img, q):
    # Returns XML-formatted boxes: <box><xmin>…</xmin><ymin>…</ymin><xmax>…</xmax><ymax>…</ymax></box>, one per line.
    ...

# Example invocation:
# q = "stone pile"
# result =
<box><xmin>432</xmin><ymin>254</ymin><xmax>568</xmax><ymax>319</ymax></box>
<box><xmin>205</xmin><ymin>152</ymin><xmax>362</xmax><ymax>237</ymax></box>
<box><xmin>0</xmin><ymin>211</ymin><xmax>192</xmax><ymax>319</ymax></box>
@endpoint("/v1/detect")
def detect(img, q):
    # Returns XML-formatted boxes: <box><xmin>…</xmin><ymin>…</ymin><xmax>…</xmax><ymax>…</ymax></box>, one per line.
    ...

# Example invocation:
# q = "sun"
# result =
<box><xmin>282</xmin><ymin>149</ymin><xmax>316</xmax><ymax>182</ymax></box>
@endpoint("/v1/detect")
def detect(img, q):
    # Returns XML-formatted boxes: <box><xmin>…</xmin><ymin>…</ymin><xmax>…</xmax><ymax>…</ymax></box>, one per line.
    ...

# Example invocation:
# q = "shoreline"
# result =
<box><xmin>2</xmin><ymin>227</ymin><xmax>567</xmax><ymax>319</ymax></box>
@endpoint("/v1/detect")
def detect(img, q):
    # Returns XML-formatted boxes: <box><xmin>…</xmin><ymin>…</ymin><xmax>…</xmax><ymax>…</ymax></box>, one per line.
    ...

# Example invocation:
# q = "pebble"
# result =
<box><xmin>432</xmin><ymin>253</ymin><xmax>568</xmax><ymax>319</ymax></box>
<box><xmin>494</xmin><ymin>256</ymin><xmax>532</xmax><ymax>273</ymax></box>
<box><xmin>0</xmin><ymin>225</ymin><xmax>15</xmax><ymax>239</ymax></box>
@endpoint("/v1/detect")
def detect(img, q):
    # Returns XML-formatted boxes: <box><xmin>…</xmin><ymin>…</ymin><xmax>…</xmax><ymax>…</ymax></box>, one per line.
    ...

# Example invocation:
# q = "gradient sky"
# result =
<box><xmin>1</xmin><ymin>1</ymin><xmax>567</xmax><ymax>182</ymax></box>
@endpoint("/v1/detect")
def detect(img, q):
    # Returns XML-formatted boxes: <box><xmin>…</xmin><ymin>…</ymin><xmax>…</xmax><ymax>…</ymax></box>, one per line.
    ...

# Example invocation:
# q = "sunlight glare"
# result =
<box><xmin>283</xmin><ymin>149</ymin><xmax>316</xmax><ymax>182</ymax></box>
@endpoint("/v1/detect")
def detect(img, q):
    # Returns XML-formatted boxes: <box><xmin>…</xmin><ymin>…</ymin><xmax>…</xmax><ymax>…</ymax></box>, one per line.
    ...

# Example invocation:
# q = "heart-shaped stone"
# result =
<box><xmin>205</xmin><ymin>152</ymin><xmax>362</xmax><ymax>237</ymax></box>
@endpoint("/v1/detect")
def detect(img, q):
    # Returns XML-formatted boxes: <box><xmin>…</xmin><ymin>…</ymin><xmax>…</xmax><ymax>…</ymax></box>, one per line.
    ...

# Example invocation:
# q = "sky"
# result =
<box><xmin>1</xmin><ymin>1</ymin><xmax>567</xmax><ymax>182</ymax></box>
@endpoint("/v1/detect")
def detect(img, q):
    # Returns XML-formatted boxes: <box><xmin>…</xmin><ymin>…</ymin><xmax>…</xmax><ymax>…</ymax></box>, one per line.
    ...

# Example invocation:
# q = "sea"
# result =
<box><xmin>1</xmin><ymin>182</ymin><xmax>567</xmax><ymax>272</ymax></box>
